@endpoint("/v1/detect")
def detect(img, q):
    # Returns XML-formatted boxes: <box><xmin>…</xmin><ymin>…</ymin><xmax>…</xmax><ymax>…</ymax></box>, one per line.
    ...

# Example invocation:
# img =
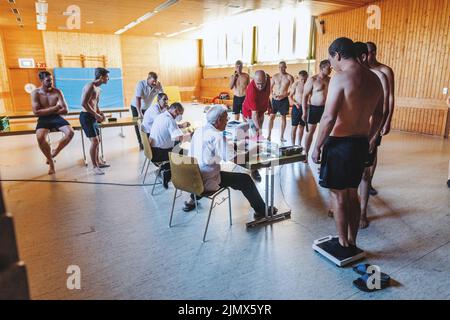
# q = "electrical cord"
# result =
<box><xmin>0</xmin><ymin>179</ymin><xmax>156</xmax><ymax>187</ymax></box>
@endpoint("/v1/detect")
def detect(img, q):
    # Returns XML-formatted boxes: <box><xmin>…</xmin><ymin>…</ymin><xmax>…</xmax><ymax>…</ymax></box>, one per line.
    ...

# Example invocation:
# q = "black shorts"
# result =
<box><xmin>319</xmin><ymin>136</ymin><xmax>369</xmax><ymax>190</ymax></box>
<box><xmin>365</xmin><ymin>135</ymin><xmax>383</xmax><ymax>167</ymax></box>
<box><xmin>308</xmin><ymin>105</ymin><xmax>325</xmax><ymax>125</ymax></box>
<box><xmin>271</xmin><ymin>97</ymin><xmax>290</xmax><ymax>116</ymax></box>
<box><xmin>36</xmin><ymin>115</ymin><xmax>70</xmax><ymax>131</ymax></box>
<box><xmin>79</xmin><ymin>112</ymin><xmax>100</xmax><ymax>138</ymax></box>
<box><xmin>291</xmin><ymin>104</ymin><xmax>305</xmax><ymax>127</ymax></box>
<box><xmin>232</xmin><ymin>96</ymin><xmax>245</xmax><ymax>115</ymax></box>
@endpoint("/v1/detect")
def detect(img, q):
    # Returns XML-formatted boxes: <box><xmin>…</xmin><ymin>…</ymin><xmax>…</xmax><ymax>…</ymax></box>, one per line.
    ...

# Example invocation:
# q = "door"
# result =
<box><xmin>8</xmin><ymin>68</ymin><xmax>45</xmax><ymax>113</ymax></box>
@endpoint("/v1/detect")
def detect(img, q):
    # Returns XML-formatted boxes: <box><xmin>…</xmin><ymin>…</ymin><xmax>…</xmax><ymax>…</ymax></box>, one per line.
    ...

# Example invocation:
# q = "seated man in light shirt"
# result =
<box><xmin>142</xmin><ymin>92</ymin><xmax>169</xmax><ymax>135</ymax></box>
<box><xmin>150</xmin><ymin>102</ymin><xmax>191</xmax><ymax>188</ymax></box>
<box><xmin>182</xmin><ymin>105</ymin><xmax>276</xmax><ymax>219</ymax></box>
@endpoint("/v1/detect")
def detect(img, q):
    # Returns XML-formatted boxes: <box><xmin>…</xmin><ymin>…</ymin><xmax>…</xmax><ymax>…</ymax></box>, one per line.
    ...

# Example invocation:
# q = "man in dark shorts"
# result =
<box><xmin>31</xmin><ymin>71</ymin><xmax>74</xmax><ymax>174</ymax></box>
<box><xmin>289</xmin><ymin>70</ymin><xmax>308</xmax><ymax>146</ymax></box>
<box><xmin>312</xmin><ymin>38</ymin><xmax>384</xmax><ymax>254</ymax></box>
<box><xmin>302</xmin><ymin>60</ymin><xmax>331</xmax><ymax>162</ymax></box>
<box><xmin>353</xmin><ymin>42</ymin><xmax>390</xmax><ymax>229</ymax></box>
<box><xmin>80</xmin><ymin>68</ymin><xmax>110</xmax><ymax>175</ymax></box>
<box><xmin>268</xmin><ymin>61</ymin><xmax>294</xmax><ymax>142</ymax></box>
<box><xmin>230</xmin><ymin>60</ymin><xmax>250</xmax><ymax>121</ymax></box>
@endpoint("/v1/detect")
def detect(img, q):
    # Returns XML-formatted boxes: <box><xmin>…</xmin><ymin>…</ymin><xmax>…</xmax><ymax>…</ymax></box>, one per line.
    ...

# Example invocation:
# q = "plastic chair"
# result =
<box><xmin>168</xmin><ymin>152</ymin><xmax>232</xmax><ymax>242</ymax></box>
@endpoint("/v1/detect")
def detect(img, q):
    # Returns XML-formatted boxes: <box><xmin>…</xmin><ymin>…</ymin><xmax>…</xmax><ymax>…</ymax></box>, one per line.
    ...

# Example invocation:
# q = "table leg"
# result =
<box><xmin>246</xmin><ymin>165</ymin><xmax>291</xmax><ymax>228</ymax></box>
<box><xmin>100</xmin><ymin>127</ymin><xmax>105</xmax><ymax>162</ymax></box>
<box><xmin>80</xmin><ymin>130</ymin><xmax>88</xmax><ymax>166</ymax></box>
<box><xmin>119</xmin><ymin>112</ymin><xmax>125</xmax><ymax>138</ymax></box>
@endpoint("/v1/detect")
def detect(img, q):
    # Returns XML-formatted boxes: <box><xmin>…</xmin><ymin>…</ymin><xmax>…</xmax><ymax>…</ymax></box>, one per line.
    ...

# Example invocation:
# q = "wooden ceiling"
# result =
<box><xmin>0</xmin><ymin>0</ymin><xmax>373</xmax><ymax>37</ymax></box>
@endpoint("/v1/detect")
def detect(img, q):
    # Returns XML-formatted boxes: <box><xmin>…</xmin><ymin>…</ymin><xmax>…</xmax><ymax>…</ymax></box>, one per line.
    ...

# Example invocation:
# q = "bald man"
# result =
<box><xmin>242</xmin><ymin>70</ymin><xmax>272</xmax><ymax>182</ymax></box>
<box><xmin>366</xmin><ymin>41</ymin><xmax>396</xmax><ymax>196</ymax></box>
<box><xmin>268</xmin><ymin>61</ymin><xmax>294</xmax><ymax>142</ymax></box>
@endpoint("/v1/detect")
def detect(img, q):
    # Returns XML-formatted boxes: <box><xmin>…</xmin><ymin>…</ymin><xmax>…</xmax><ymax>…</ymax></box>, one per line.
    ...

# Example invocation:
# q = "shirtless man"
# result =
<box><xmin>31</xmin><ymin>71</ymin><xmax>74</xmax><ymax>174</ymax></box>
<box><xmin>353</xmin><ymin>42</ymin><xmax>390</xmax><ymax>229</ymax></box>
<box><xmin>289</xmin><ymin>70</ymin><xmax>309</xmax><ymax>146</ymax></box>
<box><xmin>302</xmin><ymin>60</ymin><xmax>331</xmax><ymax>162</ymax></box>
<box><xmin>268</xmin><ymin>61</ymin><xmax>294</xmax><ymax>142</ymax></box>
<box><xmin>312</xmin><ymin>37</ymin><xmax>384</xmax><ymax>254</ymax></box>
<box><xmin>79</xmin><ymin>68</ymin><xmax>110</xmax><ymax>175</ymax></box>
<box><xmin>366</xmin><ymin>42</ymin><xmax>396</xmax><ymax>196</ymax></box>
<box><xmin>230</xmin><ymin>60</ymin><xmax>250</xmax><ymax>121</ymax></box>
<box><xmin>447</xmin><ymin>95</ymin><xmax>450</xmax><ymax>188</ymax></box>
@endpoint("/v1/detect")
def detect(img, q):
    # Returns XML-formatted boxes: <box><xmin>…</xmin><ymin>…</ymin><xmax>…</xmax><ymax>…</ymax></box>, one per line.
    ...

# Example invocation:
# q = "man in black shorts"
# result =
<box><xmin>268</xmin><ymin>61</ymin><xmax>294</xmax><ymax>142</ymax></box>
<box><xmin>31</xmin><ymin>71</ymin><xmax>74</xmax><ymax>174</ymax></box>
<box><xmin>80</xmin><ymin>68</ymin><xmax>110</xmax><ymax>175</ymax></box>
<box><xmin>230</xmin><ymin>60</ymin><xmax>249</xmax><ymax>121</ymax></box>
<box><xmin>289</xmin><ymin>70</ymin><xmax>308</xmax><ymax>146</ymax></box>
<box><xmin>302</xmin><ymin>60</ymin><xmax>331</xmax><ymax>162</ymax></box>
<box><xmin>312</xmin><ymin>38</ymin><xmax>384</xmax><ymax>253</ymax></box>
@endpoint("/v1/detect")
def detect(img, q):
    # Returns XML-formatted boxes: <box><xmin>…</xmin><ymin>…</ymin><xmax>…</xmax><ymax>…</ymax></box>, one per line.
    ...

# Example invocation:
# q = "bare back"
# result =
<box><xmin>231</xmin><ymin>73</ymin><xmax>250</xmax><ymax>97</ymax></box>
<box><xmin>329</xmin><ymin>64</ymin><xmax>383</xmax><ymax>137</ymax></box>
<box><xmin>81</xmin><ymin>82</ymin><xmax>101</xmax><ymax>113</ymax></box>
<box><xmin>272</xmin><ymin>72</ymin><xmax>294</xmax><ymax>100</ymax></box>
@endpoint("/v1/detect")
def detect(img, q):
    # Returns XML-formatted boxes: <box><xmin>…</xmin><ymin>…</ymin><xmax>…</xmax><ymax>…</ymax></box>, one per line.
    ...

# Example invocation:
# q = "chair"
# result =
<box><xmin>168</xmin><ymin>152</ymin><xmax>232</xmax><ymax>242</ymax></box>
<box><xmin>139</xmin><ymin>125</ymin><xmax>167</xmax><ymax>195</ymax></box>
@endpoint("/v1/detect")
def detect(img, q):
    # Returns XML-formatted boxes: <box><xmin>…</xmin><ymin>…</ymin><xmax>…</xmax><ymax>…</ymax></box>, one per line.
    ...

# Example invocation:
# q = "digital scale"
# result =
<box><xmin>312</xmin><ymin>236</ymin><xmax>366</xmax><ymax>267</ymax></box>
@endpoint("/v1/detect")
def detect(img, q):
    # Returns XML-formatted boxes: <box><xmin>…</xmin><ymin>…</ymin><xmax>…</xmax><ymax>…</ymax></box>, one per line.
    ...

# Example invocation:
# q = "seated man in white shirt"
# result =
<box><xmin>183</xmin><ymin>105</ymin><xmax>276</xmax><ymax>219</ymax></box>
<box><xmin>150</xmin><ymin>102</ymin><xmax>190</xmax><ymax>188</ymax></box>
<box><xmin>142</xmin><ymin>93</ymin><xmax>169</xmax><ymax>135</ymax></box>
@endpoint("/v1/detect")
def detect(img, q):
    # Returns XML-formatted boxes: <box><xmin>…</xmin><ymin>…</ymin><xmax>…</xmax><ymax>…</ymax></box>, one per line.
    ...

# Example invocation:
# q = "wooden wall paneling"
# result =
<box><xmin>42</xmin><ymin>32</ymin><xmax>122</xmax><ymax>68</ymax></box>
<box><xmin>315</xmin><ymin>0</ymin><xmax>450</xmax><ymax>136</ymax></box>
<box><xmin>0</xmin><ymin>31</ymin><xmax>12</xmax><ymax>113</ymax></box>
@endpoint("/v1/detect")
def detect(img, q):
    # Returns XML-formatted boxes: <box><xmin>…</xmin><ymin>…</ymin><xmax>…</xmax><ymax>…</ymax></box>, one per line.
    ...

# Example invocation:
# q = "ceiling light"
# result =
<box><xmin>35</xmin><ymin>1</ymin><xmax>48</xmax><ymax>15</ymax></box>
<box><xmin>36</xmin><ymin>14</ymin><xmax>47</xmax><ymax>23</ymax></box>
<box><xmin>86</xmin><ymin>21</ymin><xmax>94</xmax><ymax>24</ymax></box>
<box><xmin>114</xmin><ymin>0</ymin><xmax>179</xmax><ymax>35</ymax></box>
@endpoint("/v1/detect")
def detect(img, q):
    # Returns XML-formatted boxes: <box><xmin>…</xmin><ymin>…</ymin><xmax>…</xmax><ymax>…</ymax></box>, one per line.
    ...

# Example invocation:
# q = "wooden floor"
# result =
<box><xmin>1</xmin><ymin>104</ymin><xmax>450</xmax><ymax>300</ymax></box>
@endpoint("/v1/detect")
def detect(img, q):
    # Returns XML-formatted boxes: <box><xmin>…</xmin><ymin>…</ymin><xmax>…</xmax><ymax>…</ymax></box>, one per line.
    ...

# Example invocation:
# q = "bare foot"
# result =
<box><xmin>267</xmin><ymin>136</ymin><xmax>271</xmax><ymax>141</ymax></box>
<box><xmin>302</xmin><ymin>156</ymin><xmax>308</xmax><ymax>164</ymax></box>
<box><xmin>328</xmin><ymin>210</ymin><xmax>334</xmax><ymax>218</ymax></box>
<box><xmin>48</xmin><ymin>165</ymin><xmax>55</xmax><ymax>175</ymax></box>
<box><xmin>359</xmin><ymin>217</ymin><xmax>369</xmax><ymax>229</ymax></box>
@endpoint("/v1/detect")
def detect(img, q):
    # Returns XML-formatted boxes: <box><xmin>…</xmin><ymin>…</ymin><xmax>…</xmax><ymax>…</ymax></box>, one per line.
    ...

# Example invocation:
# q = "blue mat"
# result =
<box><xmin>53</xmin><ymin>68</ymin><xmax>124</xmax><ymax>111</ymax></box>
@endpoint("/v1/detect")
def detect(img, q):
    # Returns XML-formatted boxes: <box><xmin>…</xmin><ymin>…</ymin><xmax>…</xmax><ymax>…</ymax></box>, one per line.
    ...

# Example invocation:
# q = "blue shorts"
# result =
<box><xmin>36</xmin><ymin>115</ymin><xmax>70</xmax><ymax>131</ymax></box>
<box><xmin>271</xmin><ymin>97</ymin><xmax>290</xmax><ymax>116</ymax></box>
<box><xmin>291</xmin><ymin>104</ymin><xmax>305</xmax><ymax>127</ymax></box>
<box><xmin>79</xmin><ymin>112</ymin><xmax>100</xmax><ymax>138</ymax></box>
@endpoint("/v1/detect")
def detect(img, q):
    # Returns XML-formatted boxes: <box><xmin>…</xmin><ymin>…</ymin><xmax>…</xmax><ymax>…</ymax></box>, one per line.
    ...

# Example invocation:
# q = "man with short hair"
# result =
<box><xmin>268</xmin><ymin>61</ymin><xmax>294</xmax><ymax>142</ymax></box>
<box><xmin>183</xmin><ymin>105</ymin><xmax>275</xmax><ymax>219</ymax></box>
<box><xmin>353</xmin><ymin>42</ymin><xmax>390</xmax><ymax>229</ymax></box>
<box><xmin>230</xmin><ymin>60</ymin><xmax>250</xmax><ymax>121</ymax></box>
<box><xmin>242</xmin><ymin>70</ymin><xmax>272</xmax><ymax>182</ymax></box>
<box><xmin>79</xmin><ymin>67</ymin><xmax>110</xmax><ymax>175</ymax></box>
<box><xmin>312</xmin><ymin>37</ymin><xmax>384</xmax><ymax>254</ymax></box>
<box><xmin>302</xmin><ymin>60</ymin><xmax>332</xmax><ymax>162</ymax></box>
<box><xmin>142</xmin><ymin>92</ymin><xmax>169</xmax><ymax>135</ymax></box>
<box><xmin>131</xmin><ymin>72</ymin><xmax>164</xmax><ymax>149</ymax></box>
<box><xmin>366</xmin><ymin>42</ymin><xmax>396</xmax><ymax>196</ymax></box>
<box><xmin>289</xmin><ymin>70</ymin><xmax>309</xmax><ymax>146</ymax></box>
<box><xmin>31</xmin><ymin>71</ymin><xmax>74</xmax><ymax>174</ymax></box>
<box><xmin>150</xmin><ymin>102</ymin><xmax>191</xmax><ymax>188</ymax></box>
